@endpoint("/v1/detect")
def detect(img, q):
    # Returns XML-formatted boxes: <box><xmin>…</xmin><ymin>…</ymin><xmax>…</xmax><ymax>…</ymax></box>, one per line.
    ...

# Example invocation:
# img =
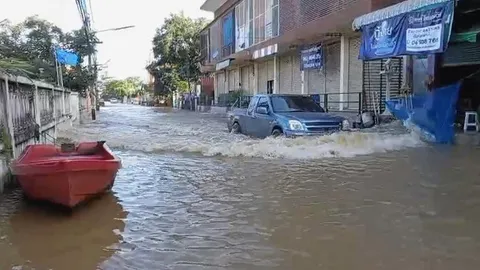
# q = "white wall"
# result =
<box><xmin>70</xmin><ymin>92</ymin><xmax>80</xmax><ymax>125</ymax></box>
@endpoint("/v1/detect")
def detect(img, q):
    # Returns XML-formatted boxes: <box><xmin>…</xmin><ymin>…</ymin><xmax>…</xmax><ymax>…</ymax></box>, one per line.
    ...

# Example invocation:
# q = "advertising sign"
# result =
<box><xmin>359</xmin><ymin>1</ymin><xmax>454</xmax><ymax>60</ymax></box>
<box><xmin>300</xmin><ymin>44</ymin><xmax>323</xmax><ymax>70</ymax></box>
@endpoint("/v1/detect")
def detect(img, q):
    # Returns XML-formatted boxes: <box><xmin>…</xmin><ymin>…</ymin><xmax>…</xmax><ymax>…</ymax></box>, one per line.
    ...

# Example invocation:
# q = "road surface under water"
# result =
<box><xmin>1</xmin><ymin>104</ymin><xmax>480</xmax><ymax>270</ymax></box>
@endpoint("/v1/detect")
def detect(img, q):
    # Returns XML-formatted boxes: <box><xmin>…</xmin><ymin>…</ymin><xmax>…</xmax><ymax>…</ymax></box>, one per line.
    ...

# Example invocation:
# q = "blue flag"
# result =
<box><xmin>55</xmin><ymin>48</ymin><xmax>79</xmax><ymax>66</ymax></box>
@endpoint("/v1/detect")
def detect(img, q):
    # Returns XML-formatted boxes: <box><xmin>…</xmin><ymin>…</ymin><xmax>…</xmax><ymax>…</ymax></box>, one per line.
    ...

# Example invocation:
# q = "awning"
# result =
<box><xmin>352</xmin><ymin>0</ymin><xmax>452</xmax><ymax>30</ymax></box>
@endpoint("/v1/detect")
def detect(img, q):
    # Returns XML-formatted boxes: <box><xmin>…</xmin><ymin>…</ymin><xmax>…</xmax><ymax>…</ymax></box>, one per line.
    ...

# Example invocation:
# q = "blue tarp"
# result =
<box><xmin>385</xmin><ymin>82</ymin><xmax>461</xmax><ymax>144</ymax></box>
<box><xmin>359</xmin><ymin>1</ymin><xmax>454</xmax><ymax>60</ymax></box>
<box><xmin>222</xmin><ymin>11</ymin><xmax>234</xmax><ymax>47</ymax></box>
<box><xmin>55</xmin><ymin>48</ymin><xmax>79</xmax><ymax>66</ymax></box>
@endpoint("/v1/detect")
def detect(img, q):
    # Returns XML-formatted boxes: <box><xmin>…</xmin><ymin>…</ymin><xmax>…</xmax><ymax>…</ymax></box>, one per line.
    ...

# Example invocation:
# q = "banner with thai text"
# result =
<box><xmin>359</xmin><ymin>1</ymin><xmax>454</xmax><ymax>60</ymax></box>
<box><xmin>300</xmin><ymin>44</ymin><xmax>323</xmax><ymax>70</ymax></box>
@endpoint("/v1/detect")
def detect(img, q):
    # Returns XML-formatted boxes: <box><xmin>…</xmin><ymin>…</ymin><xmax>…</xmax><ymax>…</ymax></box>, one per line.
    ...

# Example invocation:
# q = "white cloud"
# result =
<box><xmin>0</xmin><ymin>0</ymin><xmax>212</xmax><ymax>81</ymax></box>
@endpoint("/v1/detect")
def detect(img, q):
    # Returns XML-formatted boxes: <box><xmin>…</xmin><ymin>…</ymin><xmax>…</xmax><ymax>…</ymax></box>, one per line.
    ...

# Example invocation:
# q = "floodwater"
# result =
<box><xmin>1</xmin><ymin>104</ymin><xmax>480</xmax><ymax>270</ymax></box>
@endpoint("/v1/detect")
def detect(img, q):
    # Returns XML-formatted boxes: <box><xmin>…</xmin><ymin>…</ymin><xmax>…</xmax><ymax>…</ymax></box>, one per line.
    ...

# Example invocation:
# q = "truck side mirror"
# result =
<box><xmin>256</xmin><ymin>106</ymin><xmax>268</xmax><ymax>114</ymax></box>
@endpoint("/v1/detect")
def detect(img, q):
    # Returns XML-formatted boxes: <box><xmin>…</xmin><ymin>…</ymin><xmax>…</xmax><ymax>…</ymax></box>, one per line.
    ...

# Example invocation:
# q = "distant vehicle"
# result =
<box><xmin>99</xmin><ymin>98</ymin><xmax>105</xmax><ymax>107</ymax></box>
<box><xmin>131</xmin><ymin>98</ymin><xmax>140</xmax><ymax>105</ymax></box>
<box><xmin>227</xmin><ymin>94</ymin><xmax>350</xmax><ymax>138</ymax></box>
<box><xmin>110</xmin><ymin>98</ymin><xmax>118</xmax><ymax>103</ymax></box>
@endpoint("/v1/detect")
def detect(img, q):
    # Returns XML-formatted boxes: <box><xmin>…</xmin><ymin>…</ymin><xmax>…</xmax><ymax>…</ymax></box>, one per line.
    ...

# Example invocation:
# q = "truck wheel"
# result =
<box><xmin>231</xmin><ymin>122</ymin><xmax>241</xmax><ymax>134</ymax></box>
<box><xmin>271</xmin><ymin>128</ymin><xmax>283</xmax><ymax>137</ymax></box>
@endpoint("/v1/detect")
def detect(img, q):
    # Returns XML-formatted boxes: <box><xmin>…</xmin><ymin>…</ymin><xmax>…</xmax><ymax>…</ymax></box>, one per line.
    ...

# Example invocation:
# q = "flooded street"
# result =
<box><xmin>1</xmin><ymin>104</ymin><xmax>480</xmax><ymax>270</ymax></box>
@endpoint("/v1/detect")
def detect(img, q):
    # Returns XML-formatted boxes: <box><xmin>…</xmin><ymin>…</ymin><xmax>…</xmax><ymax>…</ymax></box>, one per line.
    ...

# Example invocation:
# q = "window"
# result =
<box><xmin>247</xmin><ymin>96</ymin><xmax>259</xmax><ymax>115</ymax></box>
<box><xmin>248</xmin><ymin>0</ymin><xmax>254</xmax><ymax>46</ymax></box>
<box><xmin>272</xmin><ymin>0</ymin><xmax>279</xmax><ymax>37</ymax></box>
<box><xmin>271</xmin><ymin>96</ymin><xmax>325</xmax><ymax>113</ymax></box>
<box><xmin>254</xmin><ymin>0</ymin><xmax>265</xmax><ymax>44</ymax></box>
<box><xmin>210</xmin><ymin>21</ymin><xmax>221</xmax><ymax>61</ymax></box>
<box><xmin>257</xmin><ymin>97</ymin><xmax>269</xmax><ymax>108</ymax></box>
<box><xmin>249</xmin><ymin>0</ymin><xmax>279</xmax><ymax>46</ymax></box>
<box><xmin>235</xmin><ymin>0</ymin><xmax>248</xmax><ymax>52</ymax></box>
<box><xmin>265</xmin><ymin>0</ymin><xmax>273</xmax><ymax>38</ymax></box>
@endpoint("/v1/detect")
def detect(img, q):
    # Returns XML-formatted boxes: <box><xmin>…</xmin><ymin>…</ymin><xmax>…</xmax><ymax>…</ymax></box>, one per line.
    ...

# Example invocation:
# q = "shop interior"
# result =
<box><xmin>438</xmin><ymin>0</ymin><xmax>480</xmax><ymax>130</ymax></box>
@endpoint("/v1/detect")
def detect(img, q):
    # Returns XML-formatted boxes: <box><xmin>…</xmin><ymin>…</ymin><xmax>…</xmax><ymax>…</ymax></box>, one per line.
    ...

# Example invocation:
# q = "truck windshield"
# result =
<box><xmin>271</xmin><ymin>96</ymin><xmax>325</xmax><ymax>113</ymax></box>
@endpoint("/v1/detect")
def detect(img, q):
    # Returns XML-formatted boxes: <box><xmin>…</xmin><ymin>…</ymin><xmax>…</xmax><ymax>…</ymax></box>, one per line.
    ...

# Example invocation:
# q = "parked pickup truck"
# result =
<box><xmin>227</xmin><ymin>94</ymin><xmax>350</xmax><ymax>138</ymax></box>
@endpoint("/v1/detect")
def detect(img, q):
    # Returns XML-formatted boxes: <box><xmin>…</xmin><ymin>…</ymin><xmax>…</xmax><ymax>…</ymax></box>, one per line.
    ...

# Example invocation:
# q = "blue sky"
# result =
<box><xmin>0</xmin><ymin>0</ymin><xmax>212</xmax><ymax>81</ymax></box>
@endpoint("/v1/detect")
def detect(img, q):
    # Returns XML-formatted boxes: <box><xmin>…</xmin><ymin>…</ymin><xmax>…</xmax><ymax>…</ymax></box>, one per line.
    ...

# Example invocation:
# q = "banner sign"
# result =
<box><xmin>359</xmin><ymin>1</ymin><xmax>454</xmax><ymax>60</ymax></box>
<box><xmin>300</xmin><ymin>44</ymin><xmax>323</xmax><ymax>70</ymax></box>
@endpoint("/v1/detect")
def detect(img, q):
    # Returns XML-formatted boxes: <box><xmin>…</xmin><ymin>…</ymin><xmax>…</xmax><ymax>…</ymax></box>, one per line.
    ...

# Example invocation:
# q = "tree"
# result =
<box><xmin>148</xmin><ymin>13</ymin><xmax>208</xmax><ymax>95</ymax></box>
<box><xmin>103</xmin><ymin>77</ymin><xmax>143</xmax><ymax>98</ymax></box>
<box><xmin>0</xmin><ymin>16</ymin><xmax>98</xmax><ymax>94</ymax></box>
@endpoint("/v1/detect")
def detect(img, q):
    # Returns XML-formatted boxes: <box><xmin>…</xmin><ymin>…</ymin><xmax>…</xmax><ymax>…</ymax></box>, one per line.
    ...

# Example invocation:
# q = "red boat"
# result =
<box><xmin>10</xmin><ymin>141</ymin><xmax>121</xmax><ymax>208</ymax></box>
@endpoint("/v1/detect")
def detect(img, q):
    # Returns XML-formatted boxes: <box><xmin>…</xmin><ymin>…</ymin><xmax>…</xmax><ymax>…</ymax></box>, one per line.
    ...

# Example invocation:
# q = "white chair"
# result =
<box><xmin>464</xmin><ymin>111</ymin><xmax>479</xmax><ymax>132</ymax></box>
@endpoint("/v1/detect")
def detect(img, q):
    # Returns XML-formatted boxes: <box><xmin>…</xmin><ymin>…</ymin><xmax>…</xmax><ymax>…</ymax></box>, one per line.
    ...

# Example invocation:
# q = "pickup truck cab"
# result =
<box><xmin>227</xmin><ymin>94</ymin><xmax>350</xmax><ymax>138</ymax></box>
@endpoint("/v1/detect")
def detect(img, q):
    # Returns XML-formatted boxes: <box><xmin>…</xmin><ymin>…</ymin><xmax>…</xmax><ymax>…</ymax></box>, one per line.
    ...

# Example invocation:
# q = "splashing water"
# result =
<box><xmin>58</xmin><ymin>105</ymin><xmax>424</xmax><ymax>159</ymax></box>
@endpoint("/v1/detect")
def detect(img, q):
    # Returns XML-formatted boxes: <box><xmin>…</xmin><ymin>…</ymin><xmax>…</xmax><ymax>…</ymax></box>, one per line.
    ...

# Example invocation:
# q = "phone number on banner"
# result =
<box><xmin>406</xmin><ymin>24</ymin><xmax>442</xmax><ymax>52</ymax></box>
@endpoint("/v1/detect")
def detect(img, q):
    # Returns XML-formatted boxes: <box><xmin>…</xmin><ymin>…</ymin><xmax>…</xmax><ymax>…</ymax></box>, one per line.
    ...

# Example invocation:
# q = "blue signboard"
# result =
<box><xmin>359</xmin><ymin>1</ymin><xmax>454</xmax><ymax>60</ymax></box>
<box><xmin>300</xmin><ymin>44</ymin><xmax>323</xmax><ymax>70</ymax></box>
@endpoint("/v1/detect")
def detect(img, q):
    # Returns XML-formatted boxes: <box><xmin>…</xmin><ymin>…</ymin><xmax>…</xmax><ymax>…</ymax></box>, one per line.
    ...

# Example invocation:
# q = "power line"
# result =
<box><xmin>88</xmin><ymin>0</ymin><xmax>95</xmax><ymax>24</ymax></box>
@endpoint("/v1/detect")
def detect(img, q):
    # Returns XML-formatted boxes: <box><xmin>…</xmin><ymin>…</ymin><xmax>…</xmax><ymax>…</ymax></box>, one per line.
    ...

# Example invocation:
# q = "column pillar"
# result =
<box><xmin>226</xmin><ymin>70</ymin><xmax>230</xmax><ymax>92</ymax></box>
<box><xmin>273</xmin><ymin>55</ymin><xmax>279</xmax><ymax>94</ymax></box>
<box><xmin>34</xmin><ymin>84</ymin><xmax>42</xmax><ymax>134</ymax></box>
<box><xmin>339</xmin><ymin>35</ymin><xmax>350</xmax><ymax>111</ymax></box>
<box><xmin>2</xmin><ymin>77</ymin><xmax>16</xmax><ymax>158</ymax></box>
<box><xmin>253</xmin><ymin>62</ymin><xmax>258</xmax><ymax>94</ymax></box>
<box><xmin>213</xmin><ymin>73</ymin><xmax>218</xmax><ymax>105</ymax></box>
<box><xmin>236</xmin><ymin>67</ymin><xmax>241</xmax><ymax>90</ymax></box>
<box><xmin>52</xmin><ymin>87</ymin><xmax>57</xmax><ymax>142</ymax></box>
<box><xmin>301</xmin><ymin>71</ymin><xmax>305</xmax><ymax>94</ymax></box>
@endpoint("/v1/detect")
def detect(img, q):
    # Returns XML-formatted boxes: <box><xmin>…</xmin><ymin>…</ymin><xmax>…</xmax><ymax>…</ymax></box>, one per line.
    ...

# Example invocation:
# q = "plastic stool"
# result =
<box><xmin>463</xmin><ymin>111</ymin><xmax>479</xmax><ymax>132</ymax></box>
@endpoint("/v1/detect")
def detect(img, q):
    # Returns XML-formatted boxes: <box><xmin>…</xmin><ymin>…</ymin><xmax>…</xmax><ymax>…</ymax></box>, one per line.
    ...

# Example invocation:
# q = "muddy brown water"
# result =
<box><xmin>1</xmin><ymin>104</ymin><xmax>480</xmax><ymax>270</ymax></box>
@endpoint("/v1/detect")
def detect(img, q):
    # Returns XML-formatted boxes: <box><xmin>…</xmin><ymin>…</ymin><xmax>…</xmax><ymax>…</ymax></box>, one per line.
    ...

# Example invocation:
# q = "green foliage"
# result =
<box><xmin>0</xmin><ymin>16</ymin><xmax>98</xmax><ymax>93</ymax></box>
<box><xmin>147</xmin><ymin>13</ymin><xmax>208</xmax><ymax>94</ymax></box>
<box><xmin>103</xmin><ymin>77</ymin><xmax>144</xmax><ymax>98</ymax></box>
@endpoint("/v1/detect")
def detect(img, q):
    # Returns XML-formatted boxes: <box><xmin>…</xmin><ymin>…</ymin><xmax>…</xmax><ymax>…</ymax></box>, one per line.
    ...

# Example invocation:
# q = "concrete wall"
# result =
<box><xmin>0</xmin><ymin>72</ymin><xmax>81</xmax><ymax>193</ymax></box>
<box><xmin>0</xmin><ymin>155</ymin><xmax>9</xmax><ymax>194</ymax></box>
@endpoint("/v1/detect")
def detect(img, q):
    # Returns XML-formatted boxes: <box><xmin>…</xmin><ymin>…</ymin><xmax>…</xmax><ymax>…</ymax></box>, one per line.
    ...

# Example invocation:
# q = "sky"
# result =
<box><xmin>0</xmin><ymin>0</ymin><xmax>212</xmax><ymax>81</ymax></box>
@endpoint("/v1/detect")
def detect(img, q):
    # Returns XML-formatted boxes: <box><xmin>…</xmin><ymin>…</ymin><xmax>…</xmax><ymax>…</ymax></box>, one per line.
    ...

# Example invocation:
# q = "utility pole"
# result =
<box><xmin>84</xmin><ymin>27</ymin><xmax>97</xmax><ymax>120</ymax></box>
<box><xmin>75</xmin><ymin>0</ymin><xmax>134</xmax><ymax>119</ymax></box>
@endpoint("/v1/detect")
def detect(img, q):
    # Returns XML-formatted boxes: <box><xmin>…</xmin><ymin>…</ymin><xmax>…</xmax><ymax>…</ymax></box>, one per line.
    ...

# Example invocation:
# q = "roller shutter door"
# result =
<box><xmin>267</xmin><ymin>60</ymin><xmax>274</xmax><ymax>81</ymax></box>
<box><xmin>325</xmin><ymin>42</ymin><xmax>341</xmax><ymax>110</ymax></box>
<box><xmin>443</xmin><ymin>42</ymin><xmax>480</xmax><ymax>67</ymax></box>
<box><xmin>228</xmin><ymin>69</ymin><xmax>237</xmax><ymax>91</ymax></box>
<box><xmin>292</xmin><ymin>55</ymin><xmax>302</xmax><ymax>94</ymax></box>
<box><xmin>241</xmin><ymin>66</ymin><xmax>250</xmax><ymax>93</ymax></box>
<box><xmin>307</xmin><ymin>67</ymin><xmax>325</xmax><ymax>94</ymax></box>
<box><xmin>216</xmin><ymin>72</ymin><xmax>226</xmax><ymax>94</ymax></box>
<box><xmin>258</xmin><ymin>62</ymin><xmax>268</xmax><ymax>93</ymax></box>
<box><xmin>348</xmin><ymin>37</ymin><xmax>363</xmax><ymax>111</ymax></box>
<box><xmin>279</xmin><ymin>55</ymin><xmax>293</xmax><ymax>93</ymax></box>
<box><xmin>363</xmin><ymin>57</ymin><xmax>403</xmax><ymax>113</ymax></box>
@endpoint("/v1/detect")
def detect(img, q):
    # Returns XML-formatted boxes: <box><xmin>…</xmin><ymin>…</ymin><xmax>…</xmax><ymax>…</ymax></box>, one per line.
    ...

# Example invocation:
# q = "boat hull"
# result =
<box><xmin>11</xmin><ymin>142</ymin><xmax>121</xmax><ymax>208</ymax></box>
<box><xmin>18</xmin><ymin>170</ymin><xmax>117</xmax><ymax>208</ymax></box>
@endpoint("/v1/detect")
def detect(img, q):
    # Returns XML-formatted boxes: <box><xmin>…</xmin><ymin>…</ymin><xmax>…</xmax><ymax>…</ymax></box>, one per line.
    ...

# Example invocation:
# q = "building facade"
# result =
<box><xmin>199</xmin><ymin>0</ymin><xmax>404</xmax><ymax>111</ymax></box>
